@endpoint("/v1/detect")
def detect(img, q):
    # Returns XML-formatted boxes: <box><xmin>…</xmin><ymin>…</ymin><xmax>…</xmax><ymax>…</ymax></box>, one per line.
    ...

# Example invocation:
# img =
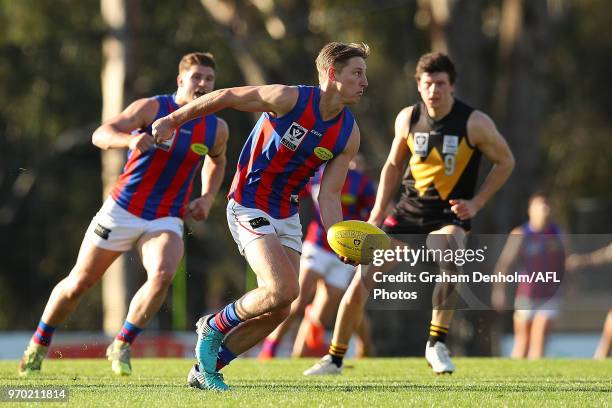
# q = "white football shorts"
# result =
<box><xmin>301</xmin><ymin>242</ymin><xmax>356</xmax><ymax>290</ymax></box>
<box><xmin>226</xmin><ymin>198</ymin><xmax>302</xmax><ymax>255</ymax></box>
<box><xmin>513</xmin><ymin>296</ymin><xmax>561</xmax><ymax>321</ymax></box>
<box><xmin>83</xmin><ymin>197</ymin><xmax>184</xmax><ymax>251</ymax></box>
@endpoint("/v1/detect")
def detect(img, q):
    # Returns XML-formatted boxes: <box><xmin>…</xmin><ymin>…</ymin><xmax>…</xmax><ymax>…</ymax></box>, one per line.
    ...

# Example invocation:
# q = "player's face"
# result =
<box><xmin>528</xmin><ymin>196</ymin><xmax>551</xmax><ymax>229</ymax></box>
<box><xmin>334</xmin><ymin>57</ymin><xmax>368</xmax><ymax>105</ymax></box>
<box><xmin>178</xmin><ymin>65</ymin><xmax>216</xmax><ymax>101</ymax></box>
<box><xmin>417</xmin><ymin>72</ymin><xmax>454</xmax><ymax>110</ymax></box>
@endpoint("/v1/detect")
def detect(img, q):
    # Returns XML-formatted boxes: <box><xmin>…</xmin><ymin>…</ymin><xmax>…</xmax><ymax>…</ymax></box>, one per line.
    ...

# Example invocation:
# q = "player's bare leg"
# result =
<box><xmin>44</xmin><ymin>243</ymin><xmax>122</xmax><ymax>325</ymax></box>
<box><xmin>19</xmin><ymin>241</ymin><xmax>121</xmax><ymax>376</ymax></box>
<box><xmin>527</xmin><ymin>313</ymin><xmax>553</xmax><ymax>359</ymax></box>
<box><xmin>594</xmin><ymin>309</ymin><xmax>612</xmax><ymax>359</ymax></box>
<box><xmin>292</xmin><ymin>280</ymin><xmax>343</xmax><ymax>357</ymax></box>
<box><xmin>193</xmin><ymin>235</ymin><xmax>299</xmax><ymax>391</ymax></box>
<box><xmin>426</xmin><ymin>225</ymin><xmax>466</xmax><ymax>374</ymax></box>
<box><xmin>106</xmin><ymin>230</ymin><xmax>183</xmax><ymax>376</ymax></box>
<box><xmin>304</xmin><ymin>240</ymin><xmax>403</xmax><ymax>375</ymax></box>
<box><xmin>218</xmin><ymin>236</ymin><xmax>300</xmax><ymax>356</ymax></box>
<box><xmin>354</xmin><ymin>313</ymin><xmax>375</xmax><ymax>358</ymax></box>
<box><xmin>511</xmin><ymin>316</ymin><xmax>531</xmax><ymax>358</ymax></box>
<box><xmin>259</xmin><ymin>264</ymin><xmax>320</xmax><ymax>359</ymax></box>
<box><xmin>128</xmin><ymin>231</ymin><xmax>183</xmax><ymax>327</ymax></box>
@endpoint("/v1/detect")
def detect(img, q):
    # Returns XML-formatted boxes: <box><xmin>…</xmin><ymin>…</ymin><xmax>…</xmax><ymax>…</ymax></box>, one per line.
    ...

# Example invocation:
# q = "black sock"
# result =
<box><xmin>428</xmin><ymin>323</ymin><xmax>449</xmax><ymax>345</ymax></box>
<box><xmin>329</xmin><ymin>342</ymin><xmax>348</xmax><ymax>367</ymax></box>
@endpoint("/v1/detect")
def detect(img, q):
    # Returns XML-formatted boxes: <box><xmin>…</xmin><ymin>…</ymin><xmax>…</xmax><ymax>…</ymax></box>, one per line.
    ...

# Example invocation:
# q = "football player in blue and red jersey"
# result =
<box><xmin>492</xmin><ymin>192</ymin><xmax>566</xmax><ymax>359</ymax></box>
<box><xmin>19</xmin><ymin>52</ymin><xmax>229</xmax><ymax>377</ymax></box>
<box><xmin>153</xmin><ymin>42</ymin><xmax>370</xmax><ymax>391</ymax></box>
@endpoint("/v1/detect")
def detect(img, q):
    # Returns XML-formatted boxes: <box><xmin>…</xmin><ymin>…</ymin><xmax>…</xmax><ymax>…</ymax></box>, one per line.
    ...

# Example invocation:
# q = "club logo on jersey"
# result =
<box><xmin>314</xmin><ymin>147</ymin><xmax>334</xmax><ymax>161</ymax></box>
<box><xmin>413</xmin><ymin>132</ymin><xmax>429</xmax><ymax>157</ymax></box>
<box><xmin>442</xmin><ymin>135</ymin><xmax>459</xmax><ymax>154</ymax></box>
<box><xmin>249</xmin><ymin>217</ymin><xmax>270</xmax><ymax>230</ymax></box>
<box><xmin>94</xmin><ymin>224</ymin><xmax>111</xmax><ymax>240</ymax></box>
<box><xmin>190</xmin><ymin>143</ymin><xmax>209</xmax><ymax>156</ymax></box>
<box><xmin>280</xmin><ymin>122</ymin><xmax>308</xmax><ymax>151</ymax></box>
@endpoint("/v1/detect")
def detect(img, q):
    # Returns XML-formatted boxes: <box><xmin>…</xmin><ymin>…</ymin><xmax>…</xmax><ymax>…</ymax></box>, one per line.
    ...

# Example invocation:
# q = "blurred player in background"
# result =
<box><xmin>153</xmin><ymin>42</ymin><xmax>369</xmax><ymax>391</ymax></box>
<box><xmin>566</xmin><ymin>242</ymin><xmax>612</xmax><ymax>359</ymax></box>
<box><xmin>258</xmin><ymin>153</ymin><xmax>376</xmax><ymax>359</ymax></box>
<box><xmin>492</xmin><ymin>192</ymin><xmax>566</xmax><ymax>359</ymax></box>
<box><xmin>304</xmin><ymin>52</ymin><xmax>515</xmax><ymax>376</ymax></box>
<box><xmin>18</xmin><ymin>52</ymin><xmax>229</xmax><ymax>377</ymax></box>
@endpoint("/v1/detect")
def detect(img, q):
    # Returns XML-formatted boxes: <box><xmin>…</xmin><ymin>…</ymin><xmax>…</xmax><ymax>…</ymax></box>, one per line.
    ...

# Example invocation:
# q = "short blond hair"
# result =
<box><xmin>315</xmin><ymin>42</ymin><xmax>370</xmax><ymax>75</ymax></box>
<box><xmin>178</xmin><ymin>52</ymin><xmax>216</xmax><ymax>74</ymax></box>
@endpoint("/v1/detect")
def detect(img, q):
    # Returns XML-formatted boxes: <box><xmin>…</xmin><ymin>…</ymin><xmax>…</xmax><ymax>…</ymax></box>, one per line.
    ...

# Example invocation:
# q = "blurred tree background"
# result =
<box><xmin>0</xmin><ymin>0</ymin><xmax>610</xmax><ymax>355</ymax></box>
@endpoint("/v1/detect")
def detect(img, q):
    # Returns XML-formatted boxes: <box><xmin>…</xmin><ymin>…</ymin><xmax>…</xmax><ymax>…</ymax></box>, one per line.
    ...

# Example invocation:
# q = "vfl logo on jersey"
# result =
<box><xmin>314</xmin><ymin>147</ymin><xmax>334</xmax><ymax>161</ymax></box>
<box><xmin>155</xmin><ymin>130</ymin><xmax>176</xmax><ymax>151</ymax></box>
<box><xmin>280</xmin><ymin>122</ymin><xmax>308</xmax><ymax>151</ymax></box>
<box><xmin>413</xmin><ymin>132</ymin><xmax>429</xmax><ymax>157</ymax></box>
<box><xmin>190</xmin><ymin>143</ymin><xmax>209</xmax><ymax>156</ymax></box>
<box><xmin>442</xmin><ymin>135</ymin><xmax>459</xmax><ymax>154</ymax></box>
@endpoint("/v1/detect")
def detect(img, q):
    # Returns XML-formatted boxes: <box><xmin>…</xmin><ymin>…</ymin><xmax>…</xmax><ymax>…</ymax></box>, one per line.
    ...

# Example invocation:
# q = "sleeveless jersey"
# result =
<box><xmin>516</xmin><ymin>223</ymin><xmax>565</xmax><ymax>300</ymax></box>
<box><xmin>228</xmin><ymin>86</ymin><xmax>355</xmax><ymax>219</ymax></box>
<box><xmin>398</xmin><ymin>99</ymin><xmax>481</xmax><ymax>215</ymax></box>
<box><xmin>305</xmin><ymin>167</ymin><xmax>376</xmax><ymax>252</ymax></box>
<box><xmin>111</xmin><ymin>94</ymin><xmax>218</xmax><ymax>220</ymax></box>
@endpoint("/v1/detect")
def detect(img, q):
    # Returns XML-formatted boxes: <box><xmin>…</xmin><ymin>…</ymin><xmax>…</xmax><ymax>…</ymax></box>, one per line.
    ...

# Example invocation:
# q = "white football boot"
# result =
<box><xmin>425</xmin><ymin>341</ymin><xmax>455</xmax><ymax>374</ymax></box>
<box><xmin>303</xmin><ymin>354</ymin><xmax>343</xmax><ymax>376</ymax></box>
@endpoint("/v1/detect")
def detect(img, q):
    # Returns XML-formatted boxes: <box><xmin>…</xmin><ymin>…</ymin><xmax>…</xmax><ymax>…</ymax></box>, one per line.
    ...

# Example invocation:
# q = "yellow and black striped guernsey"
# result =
<box><xmin>399</xmin><ymin>99</ymin><xmax>481</xmax><ymax>216</ymax></box>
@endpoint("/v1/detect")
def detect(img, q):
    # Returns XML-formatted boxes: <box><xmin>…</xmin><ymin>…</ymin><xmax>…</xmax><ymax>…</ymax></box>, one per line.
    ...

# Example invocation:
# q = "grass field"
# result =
<box><xmin>1</xmin><ymin>358</ymin><xmax>610</xmax><ymax>407</ymax></box>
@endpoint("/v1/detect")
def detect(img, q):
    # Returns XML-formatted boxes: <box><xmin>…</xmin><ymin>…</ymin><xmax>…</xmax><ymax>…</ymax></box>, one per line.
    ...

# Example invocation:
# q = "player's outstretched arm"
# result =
<box><xmin>152</xmin><ymin>85</ymin><xmax>299</xmax><ymax>142</ymax></box>
<box><xmin>566</xmin><ymin>242</ymin><xmax>612</xmax><ymax>272</ymax></box>
<box><xmin>318</xmin><ymin>123</ymin><xmax>360</xmax><ymax>232</ymax></box>
<box><xmin>185</xmin><ymin>118</ymin><xmax>229</xmax><ymax>221</ymax></box>
<box><xmin>453</xmin><ymin>111</ymin><xmax>515</xmax><ymax>219</ymax></box>
<box><xmin>368</xmin><ymin>106</ymin><xmax>412</xmax><ymax>226</ymax></box>
<box><xmin>92</xmin><ymin>98</ymin><xmax>159</xmax><ymax>153</ymax></box>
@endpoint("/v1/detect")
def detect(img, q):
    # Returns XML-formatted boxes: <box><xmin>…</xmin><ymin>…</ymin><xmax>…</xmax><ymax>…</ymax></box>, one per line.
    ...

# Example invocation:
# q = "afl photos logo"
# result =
<box><xmin>280</xmin><ymin>122</ymin><xmax>308</xmax><ymax>151</ymax></box>
<box><xmin>190</xmin><ymin>143</ymin><xmax>209</xmax><ymax>156</ymax></box>
<box><xmin>314</xmin><ymin>147</ymin><xmax>334</xmax><ymax>161</ymax></box>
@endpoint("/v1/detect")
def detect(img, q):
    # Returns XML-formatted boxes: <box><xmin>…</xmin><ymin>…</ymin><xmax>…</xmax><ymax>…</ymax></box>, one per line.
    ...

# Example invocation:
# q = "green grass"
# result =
<box><xmin>1</xmin><ymin>358</ymin><xmax>610</xmax><ymax>407</ymax></box>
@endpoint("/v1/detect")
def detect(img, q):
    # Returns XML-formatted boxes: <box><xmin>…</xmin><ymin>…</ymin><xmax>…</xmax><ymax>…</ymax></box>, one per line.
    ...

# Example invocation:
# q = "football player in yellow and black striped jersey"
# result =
<box><xmin>305</xmin><ymin>52</ymin><xmax>515</xmax><ymax>376</ymax></box>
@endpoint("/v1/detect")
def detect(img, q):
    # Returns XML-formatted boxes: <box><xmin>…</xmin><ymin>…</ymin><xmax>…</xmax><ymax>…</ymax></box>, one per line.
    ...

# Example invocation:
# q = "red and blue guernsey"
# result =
<box><xmin>516</xmin><ymin>223</ymin><xmax>566</xmax><ymax>300</ymax></box>
<box><xmin>304</xmin><ymin>167</ymin><xmax>376</xmax><ymax>252</ymax></box>
<box><xmin>228</xmin><ymin>86</ymin><xmax>355</xmax><ymax>219</ymax></box>
<box><xmin>111</xmin><ymin>94</ymin><xmax>218</xmax><ymax>220</ymax></box>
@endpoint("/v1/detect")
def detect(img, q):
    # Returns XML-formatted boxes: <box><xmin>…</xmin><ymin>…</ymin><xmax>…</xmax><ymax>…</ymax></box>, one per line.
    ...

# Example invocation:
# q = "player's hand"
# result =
<box><xmin>338</xmin><ymin>255</ymin><xmax>359</xmax><ymax>266</ymax></box>
<box><xmin>449</xmin><ymin>199</ymin><xmax>480</xmax><ymax>220</ymax></box>
<box><xmin>184</xmin><ymin>195</ymin><xmax>214</xmax><ymax>221</ymax></box>
<box><xmin>367</xmin><ymin>213</ymin><xmax>385</xmax><ymax>228</ymax></box>
<box><xmin>151</xmin><ymin>116</ymin><xmax>176</xmax><ymax>143</ymax></box>
<box><xmin>128</xmin><ymin>132</ymin><xmax>155</xmax><ymax>153</ymax></box>
<box><xmin>565</xmin><ymin>254</ymin><xmax>584</xmax><ymax>273</ymax></box>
